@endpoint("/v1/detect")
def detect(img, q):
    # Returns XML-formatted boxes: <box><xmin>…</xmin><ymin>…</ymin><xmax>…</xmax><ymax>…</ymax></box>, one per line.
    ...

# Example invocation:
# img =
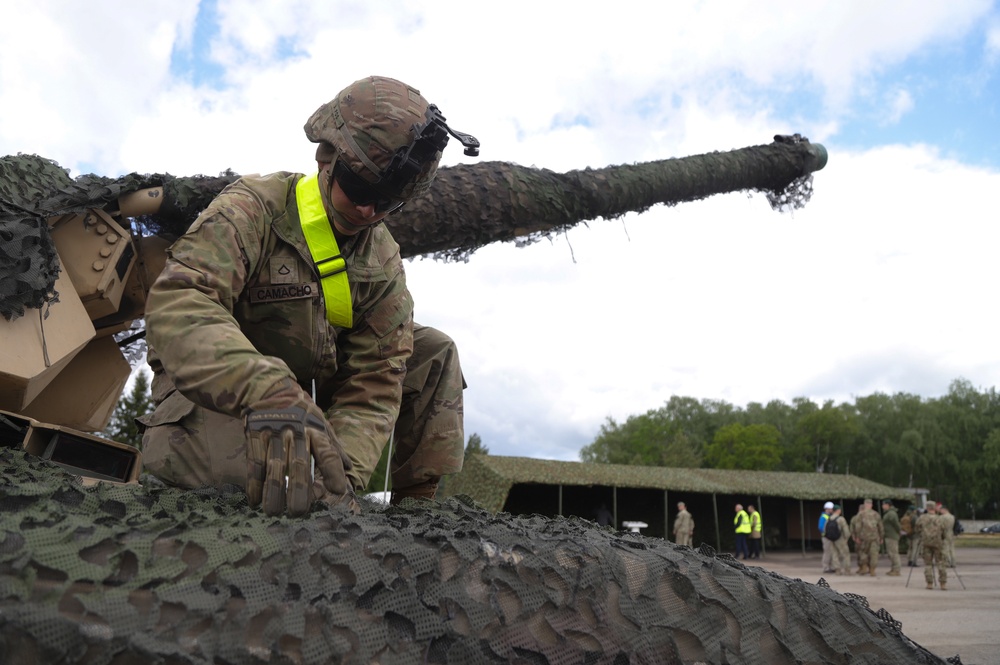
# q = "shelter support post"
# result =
<box><xmin>758</xmin><ymin>494</ymin><xmax>765</xmax><ymax>557</ymax></box>
<box><xmin>558</xmin><ymin>485</ymin><xmax>563</xmax><ymax>517</ymax></box>
<box><xmin>613</xmin><ymin>486</ymin><xmax>618</xmax><ymax>530</ymax></box>
<box><xmin>800</xmin><ymin>500</ymin><xmax>806</xmax><ymax>557</ymax></box>
<box><xmin>712</xmin><ymin>493</ymin><xmax>721</xmax><ymax>553</ymax></box>
<box><xmin>664</xmin><ymin>490</ymin><xmax>669</xmax><ymax>542</ymax></box>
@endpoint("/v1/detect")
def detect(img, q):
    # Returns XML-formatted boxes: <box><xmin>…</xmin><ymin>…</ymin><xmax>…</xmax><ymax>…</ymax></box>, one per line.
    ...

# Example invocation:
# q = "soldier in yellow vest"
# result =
<box><xmin>734</xmin><ymin>504</ymin><xmax>751</xmax><ymax>560</ymax></box>
<box><xmin>141</xmin><ymin>76</ymin><xmax>479</xmax><ymax>516</ymax></box>
<box><xmin>747</xmin><ymin>504</ymin><xmax>763</xmax><ymax>559</ymax></box>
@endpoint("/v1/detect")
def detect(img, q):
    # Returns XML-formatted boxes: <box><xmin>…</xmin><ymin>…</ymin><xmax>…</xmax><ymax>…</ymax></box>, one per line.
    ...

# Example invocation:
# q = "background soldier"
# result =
<box><xmin>916</xmin><ymin>503</ymin><xmax>948</xmax><ymax>590</ymax></box>
<box><xmin>881</xmin><ymin>499</ymin><xmax>902</xmax><ymax>576</ymax></box>
<box><xmin>829</xmin><ymin>505</ymin><xmax>852</xmax><ymax>575</ymax></box>
<box><xmin>747</xmin><ymin>504</ymin><xmax>763</xmax><ymax>559</ymax></box>
<box><xmin>938</xmin><ymin>504</ymin><xmax>957</xmax><ymax>567</ymax></box>
<box><xmin>734</xmin><ymin>504</ymin><xmax>751</xmax><ymax>560</ymax></box>
<box><xmin>819</xmin><ymin>501</ymin><xmax>835</xmax><ymax>574</ymax></box>
<box><xmin>903</xmin><ymin>505</ymin><xmax>921</xmax><ymax>567</ymax></box>
<box><xmin>855</xmin><ymin>499</ymin><xmax>884</xmax><ymax>576</ymax></box>
<box><xmin>673</xmin><ymin>502</ymin><xmax>694</xmax><ymax>547</ymax></box>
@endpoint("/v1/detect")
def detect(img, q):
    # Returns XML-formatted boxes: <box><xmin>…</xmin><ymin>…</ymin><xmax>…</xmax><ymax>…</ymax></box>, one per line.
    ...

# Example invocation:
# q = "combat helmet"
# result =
<box><xmin>304</xmin><ymin>75</ymin><xmax>479</xmax><ymax>210</ymax></box>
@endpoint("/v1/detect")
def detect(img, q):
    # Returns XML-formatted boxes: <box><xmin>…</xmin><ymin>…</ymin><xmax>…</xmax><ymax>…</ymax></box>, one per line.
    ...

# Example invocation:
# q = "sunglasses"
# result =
<box><xmin>332</xmin><ymin>161</ymin><xmax>405</xmax><ymax>215</ymax></box>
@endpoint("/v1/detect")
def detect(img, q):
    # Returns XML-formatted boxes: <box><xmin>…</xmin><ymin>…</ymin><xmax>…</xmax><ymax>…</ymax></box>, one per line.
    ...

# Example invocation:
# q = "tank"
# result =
<box><xmin>0</xmin><ymin>138</ymin><xmax>946</xmax><ymax>664</ymax></box>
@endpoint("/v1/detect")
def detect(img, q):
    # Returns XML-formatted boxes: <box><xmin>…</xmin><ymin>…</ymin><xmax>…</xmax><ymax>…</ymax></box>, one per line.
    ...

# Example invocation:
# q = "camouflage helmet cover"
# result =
<box><xmin>304</xmin><ymin>76</ymin><xmax>442</xmax><ymax>201</ymax></box>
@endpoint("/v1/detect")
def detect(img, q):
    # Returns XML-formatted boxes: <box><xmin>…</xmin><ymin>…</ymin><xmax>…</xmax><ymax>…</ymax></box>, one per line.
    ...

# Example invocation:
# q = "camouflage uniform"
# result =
<box><xmin>916</xmin><ymin>511</ymin><xmax>947</xmax><ymax>589</ymax></box>
<box><xmin>902</xmin><ymin>508</ymin><xmax>921</xmax><ymax>566</ymax></box>
<box><xmin>881</xmin><ymin>504</ymin><xmax>902</xmax><ymax>575</ymax></box>
<box><xmin>830</xmin><ymin>514</ymin><xmax>852</xmax><ymax>575</ymax></box>
<box><xmin>850</xmin><ymin>509</ymin><xmax>866</xmax><ymax>572</ymax></box>
<box><xmin>140</xmin><ymin>173</ymin><xmax>464</xmax><ymax>497</ymax></box>
<box><xmin>673</xmin><ymin>506</ymin><xmax>694</xmax><ymax>547</ymax></box>
<box><xmin>939</xmin><ymin>509</ymin><xmax>956</xmax><ymax>567</ymax></box>
<box><xmin>856</xmin><ymin>505</ymin><xmax>884</xmax><ymax>576</ymax></box>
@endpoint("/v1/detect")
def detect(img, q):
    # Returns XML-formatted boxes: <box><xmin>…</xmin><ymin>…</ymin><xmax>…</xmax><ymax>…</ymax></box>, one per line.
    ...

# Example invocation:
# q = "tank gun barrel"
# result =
<box><xmin>387</xmin><ymin>135</ymin><xmax>826</xmax><ymax>260</ymax></box>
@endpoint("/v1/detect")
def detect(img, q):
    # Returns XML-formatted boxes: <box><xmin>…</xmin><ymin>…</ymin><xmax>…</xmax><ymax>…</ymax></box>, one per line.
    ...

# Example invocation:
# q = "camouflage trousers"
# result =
<box><xmin>857</xmin><ymin>539</ymin><xmax>880</xmax><ymax>572</ymax></box>
<box><xmin>832</xmin><ymin>538</ymin><xmax>851</xmax><ymax>574</ymax></box>
<box><xmin>140</xmin><ymin>324</ymin><xmax>465</xmax><ymax>495</ymax></box>
<box><xmin>884</xmin><ymin>537</ymin><xmax>901</xmax><ymax>573</ymax></box>
<box><xmin>922</xmin><ymin>543</ymin><xmax>947</xmax><ymax>587</ymax></box>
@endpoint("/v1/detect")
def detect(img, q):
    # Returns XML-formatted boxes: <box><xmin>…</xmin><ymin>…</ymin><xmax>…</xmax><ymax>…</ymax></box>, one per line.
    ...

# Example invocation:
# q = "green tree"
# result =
<box><xmin>704</xmin><ymin>423</ymin><xmax>782</xmax><ymax>470</ymax></box>
<box><xmin>464</xmin><ymin>432</ymin><xmax>489</xmax><ymax>459</ymax></box>
<box><xmin>580</xmin><ymin>412</ymin><xmax>701</xmax><ymax>467</ymax></box>
<box><xmin>791</xmin><ymin>400</ymin><xmax>859</xmax><ymax>473</ymax></box>
<box><xmin>102</xmin><ymin>370</ymin><xmax>152</xmax><ymax>449</ymax></box>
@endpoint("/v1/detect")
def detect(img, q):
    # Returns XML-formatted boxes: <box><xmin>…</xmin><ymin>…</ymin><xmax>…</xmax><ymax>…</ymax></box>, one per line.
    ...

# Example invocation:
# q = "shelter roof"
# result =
<box><xmin>442</xmin><ymin>455</ymin><xmax>914</xmax><ymax>513</ymax></box>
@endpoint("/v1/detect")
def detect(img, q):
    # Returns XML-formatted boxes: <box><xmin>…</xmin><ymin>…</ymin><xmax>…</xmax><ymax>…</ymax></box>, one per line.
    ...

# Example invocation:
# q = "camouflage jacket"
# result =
<box><xmin>900</xmin><ymin>513</ymin><xmax>913</xmax><ymax>536</ymax></box>
<box><xmin>145</xmin><ymin>172</ymin><xmax>414</xmax><ymax>480</ymax></box>
<box><xmin>915</xmin><ymin>513</ymin><xmax>945</xmax><ymax>546</ymax></box>
<box><xmin>856</xmin><ymin>509</ymin><xmax>884</xmax><ymax>542</ymax></box>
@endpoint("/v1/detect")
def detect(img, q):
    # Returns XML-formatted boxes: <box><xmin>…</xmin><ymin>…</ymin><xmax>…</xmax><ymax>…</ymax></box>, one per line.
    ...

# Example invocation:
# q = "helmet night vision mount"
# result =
<box><xmin>375</xmin><ymin>104</ymin><xmax>480</xmax><ymax>200</ymax></box>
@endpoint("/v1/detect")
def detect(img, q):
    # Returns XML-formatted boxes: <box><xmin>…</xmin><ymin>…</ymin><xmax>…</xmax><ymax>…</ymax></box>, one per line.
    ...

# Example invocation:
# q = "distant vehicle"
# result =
<box><xmin>980</xmin><ymin>523</ymin><xmax>1000</xmax><ymax>534</ymax></box>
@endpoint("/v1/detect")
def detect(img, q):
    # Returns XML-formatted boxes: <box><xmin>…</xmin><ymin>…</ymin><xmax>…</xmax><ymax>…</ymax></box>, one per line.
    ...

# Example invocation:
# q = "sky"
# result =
<box><xmin>2</xmin><ymin>1</ymin><xmax>999</xmax><ymax>462</ymax></box>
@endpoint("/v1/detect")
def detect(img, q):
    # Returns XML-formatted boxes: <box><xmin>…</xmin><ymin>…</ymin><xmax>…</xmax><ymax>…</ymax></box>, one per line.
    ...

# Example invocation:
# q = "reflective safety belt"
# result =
<box><xmin>296</xmin><ymin>173</ymin><xmax>353</xmax><ymax>328</ymax></box>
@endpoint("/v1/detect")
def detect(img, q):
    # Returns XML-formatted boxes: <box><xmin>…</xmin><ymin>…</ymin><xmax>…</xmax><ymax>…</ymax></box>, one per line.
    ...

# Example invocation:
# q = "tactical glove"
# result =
<box><xmin>243</xmin><ymin>378</ymin><xmax>352</xmax><ymax>516</ymax></box>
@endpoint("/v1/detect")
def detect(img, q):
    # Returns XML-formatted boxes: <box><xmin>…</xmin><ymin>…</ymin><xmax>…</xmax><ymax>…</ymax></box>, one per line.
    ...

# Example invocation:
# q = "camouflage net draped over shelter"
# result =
<box><xmin>0</xmin><ymin>449</ymin><xmax>945</xmax><ymax>665</ymax></box>
<box><xmin>1</xmin><ymin>137</ymin><xmax>824</xmax><ymax>320</ymax></box>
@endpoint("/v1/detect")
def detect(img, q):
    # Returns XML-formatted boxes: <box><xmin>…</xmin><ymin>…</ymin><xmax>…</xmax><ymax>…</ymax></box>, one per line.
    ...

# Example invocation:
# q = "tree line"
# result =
<box><xmin>579</xmin><ymin>378</ymin><xmax>1000</xmax><ymax>519</ymax></box>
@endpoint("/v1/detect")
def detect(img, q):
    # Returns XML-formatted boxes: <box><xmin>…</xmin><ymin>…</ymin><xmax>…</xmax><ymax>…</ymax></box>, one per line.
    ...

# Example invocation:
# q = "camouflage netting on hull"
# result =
<box><xmin>0</xmin><ymin>450</ymin><xmax>945</xmax><ymax>665</ymax></box>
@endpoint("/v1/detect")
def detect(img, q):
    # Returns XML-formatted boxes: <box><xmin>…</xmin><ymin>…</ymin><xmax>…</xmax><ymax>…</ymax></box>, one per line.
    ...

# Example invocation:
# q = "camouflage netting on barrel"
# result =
<box><xmin>0</xmin><ymin>450</ymin><xmax>946</xmax><ymax>665</ymax></box>
<box><xmin>2</xmin><ymin>137</ymin><xmax>825</xmax><ymax>321</ymax></box>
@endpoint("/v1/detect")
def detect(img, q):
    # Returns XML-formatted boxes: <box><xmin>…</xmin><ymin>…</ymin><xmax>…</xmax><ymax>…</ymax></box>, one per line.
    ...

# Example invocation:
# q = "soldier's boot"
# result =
<box><xmin>926</xmin><ymin>581</ymin><xmax>934</xmax><ymax>589</ymax></box>
<box><xmin>857</xmin><ymin>565</ymin><xmax>869</xmax><ymax>575</ymax></box>
<box><xmin>869</xmin><ymin>567</ymin><xmax>876</xmax><ymax>577</ymax></box>
<box><xmin>390</xmin><ymin>476</ymin><xmax>440</xmax><ymax>505</ymax></box>
<box><xmin>939</xmin><ymin>581</ymin><xmax>947</xmax><ymax>591</ymax></box>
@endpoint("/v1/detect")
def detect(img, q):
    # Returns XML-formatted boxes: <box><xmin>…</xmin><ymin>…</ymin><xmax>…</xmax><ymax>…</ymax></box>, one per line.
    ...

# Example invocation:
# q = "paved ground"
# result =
<box><xmin>740</xmin><ymin>547</ymin><xmax>999</xmax><ymax>664</ymax></box>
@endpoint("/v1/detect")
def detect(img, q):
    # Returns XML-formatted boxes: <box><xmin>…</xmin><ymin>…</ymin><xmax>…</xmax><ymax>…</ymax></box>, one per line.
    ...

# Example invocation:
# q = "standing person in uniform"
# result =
<box><xmin>828</xmin><ymin>505</ymin><xmax>852</xmax><ymax>576</ymax></box>
<box><xmin>140</xmin><ymin>76</ymin><xmax>479</xmax><ymax>516</ymax></box>
<box><xmin>819</xmin><ymin>501</ymin><xmax>835</xmax><ymax>574</ymax></box>
<box><xmin>904</xmin><ymin>505</ymin><xmax>922</xmax><ymax>567</ymax></box>
<box><xmin>850</xmin><ymin>501</ymin><xmax>867</xmax><ymax>574</ymax></box>
<box><xmin>881</xmin><ymin>499</ymin><xmax>902</xmax><ymax>576</ymax></box>
<box><xmin>673</xmin><ymin>501</ymin><xmax>694</xmax><ymax>547</ymax></box>
<box><xmin>938</xmin><ymin>504</ymin><xmax>957</xmax><ymax>567</ymax></box>
<box><xmin>916</xmin><ymin>503</ymin><xmax>947</xmax><ymax>590</ymax></box>
<box><xmin>856</xmin><ymin>498</ymin><xmax>884</xmax><ymax>576</ymax></box>
<box><xmin>747</xmin><ymin>504</ymin><xmax>762</xmax><ymax>559</ymax></box>
<box><xmin>734</xmin><ymin>504</ymin><xmax>751</xmax><ymax>560</ymax></box>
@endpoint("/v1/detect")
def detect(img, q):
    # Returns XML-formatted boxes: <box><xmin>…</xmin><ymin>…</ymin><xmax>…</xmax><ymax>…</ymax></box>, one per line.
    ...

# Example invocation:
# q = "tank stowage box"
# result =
<box><xmin>20</xmin><ymin>335</ymin><xmax>130</xmax><ymax>432</ymax></box>
<box><xmin>48</xmin><ymin>209</ymin><xmax>136</xmax><ymax>320</ymax></box>
<box><xmin>0</xmin><ymin>268</ymin><xmax>96</xmax><ymax>410</ymax></box>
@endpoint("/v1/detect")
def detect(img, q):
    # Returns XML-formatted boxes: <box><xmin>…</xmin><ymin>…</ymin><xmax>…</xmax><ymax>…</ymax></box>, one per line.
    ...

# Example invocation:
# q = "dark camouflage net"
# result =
<box><xmin>0</xmin><ymin>154</ymin><xmax>238</xmax><ymax>321</ymax></box>
<box><xmin>1</xmin><ymin>137</ymin><xmax>824</xmax><ymax>320</ymax></box>
<box><xmin>0</xmin><ymin>449</ymin><xmax>946</xmax><ymax>665</ymax></box>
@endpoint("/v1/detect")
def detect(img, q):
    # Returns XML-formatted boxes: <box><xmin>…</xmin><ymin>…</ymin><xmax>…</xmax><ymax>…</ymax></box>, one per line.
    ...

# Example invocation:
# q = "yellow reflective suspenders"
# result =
<box><xmin>296</xmin><ymin>173</ymin><xmax>353</xmax><ymax>328</ymax></box>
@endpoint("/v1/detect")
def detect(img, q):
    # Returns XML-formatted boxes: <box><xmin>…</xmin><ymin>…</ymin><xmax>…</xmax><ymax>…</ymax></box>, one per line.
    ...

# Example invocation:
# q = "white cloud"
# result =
<box><xmin>2</xmin><ymin>1</ymin><xmax>998</xmax><ymax>460</ymax></box>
